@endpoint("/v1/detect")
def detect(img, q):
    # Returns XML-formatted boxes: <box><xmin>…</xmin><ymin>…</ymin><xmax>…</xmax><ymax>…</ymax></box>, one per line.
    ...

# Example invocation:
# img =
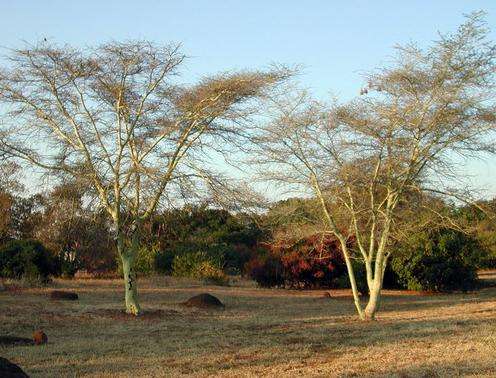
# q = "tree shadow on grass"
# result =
<box><xmin>0</xmin><ymin>335</ymin><xmax>34</xmax><ymax>347</ymax></box>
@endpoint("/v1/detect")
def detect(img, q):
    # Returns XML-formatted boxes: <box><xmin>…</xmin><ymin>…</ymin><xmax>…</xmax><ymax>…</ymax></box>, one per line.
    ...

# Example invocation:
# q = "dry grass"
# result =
<box><xmin>1</xmin><ymin>272</ymin><xmax>495</xmax><ymax>377</ymax></box>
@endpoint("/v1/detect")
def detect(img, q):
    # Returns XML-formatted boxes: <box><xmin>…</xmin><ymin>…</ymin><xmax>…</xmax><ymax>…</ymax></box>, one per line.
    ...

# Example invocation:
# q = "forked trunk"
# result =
<box><xmin>364</xmin><ymin>281</ymin><xmax>382</xmax><ymax>320</ymax></box>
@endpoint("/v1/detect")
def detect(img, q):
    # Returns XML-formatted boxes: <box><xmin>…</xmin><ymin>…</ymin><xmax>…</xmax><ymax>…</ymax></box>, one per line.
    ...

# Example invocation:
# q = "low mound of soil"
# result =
<box><xmin>0</xmin><ymin>336</ymin><xmax>34</xmax><ymax>346</ymax></box>
<box><xmin>89</xmin><ymin>308</ymin><xmax>180</xmax><ymax>321</ymax></box>
<box><xmin>183</xmin><ymin>293</ymin><xmax>224</xmax><ymax>309</ymax></box>
<box><xmin>0</xmin><ymin>357</ymin><xmax>29</xmax><ymax>377</ymax></box>
<box><xmin>49</xmin><ymin>290</ymin><xmax>78</xmax><ymax>300</ymax></box>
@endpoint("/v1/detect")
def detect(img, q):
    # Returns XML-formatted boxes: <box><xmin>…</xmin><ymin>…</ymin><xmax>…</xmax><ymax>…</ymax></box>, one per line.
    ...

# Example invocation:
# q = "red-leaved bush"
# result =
<box><xmin>247</xmin><ymin>233</ymin><xmax>350</xmax><ymax>288</ymax></box>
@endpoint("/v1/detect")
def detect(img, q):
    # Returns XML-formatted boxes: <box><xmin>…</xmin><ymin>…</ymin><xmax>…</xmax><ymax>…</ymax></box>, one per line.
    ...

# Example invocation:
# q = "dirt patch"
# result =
<box><xmin>183</xmin><ymin>293</ymin><xmax>224</xmax><ymax>309</ymax></box>
<box><xmin>49</xmin><ymin>290</ymin><xmax>79</xmax><ymax>300</ymax></box>
<box><xmin>89</xmin><ymin>308</ymin><xmax>180</xmax><ymax>321</ymax></box>
<box><xmin>0</xmin><ymin>357</ymin><xmax>29</xmax><ymax>377</ymax></box>
<box><xmin>0</xmin><ymin>336</ymin><xmax>34</xmax><ymax>347</ymax></box>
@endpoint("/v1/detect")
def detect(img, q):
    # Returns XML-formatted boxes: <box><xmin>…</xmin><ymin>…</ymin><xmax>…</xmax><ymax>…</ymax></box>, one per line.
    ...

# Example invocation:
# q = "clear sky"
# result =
<box><xmin>1</xmin><ymin>1</ymin><xmax>495</xmax><ymax>196</ymax></box>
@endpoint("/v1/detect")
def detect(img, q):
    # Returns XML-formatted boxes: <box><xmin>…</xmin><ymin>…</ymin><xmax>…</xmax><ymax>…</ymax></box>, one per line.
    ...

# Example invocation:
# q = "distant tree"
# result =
<box><xmin>453</xmin><ymin>198</ymin><xmax>496</xmax><ymax>268</ymax></box>
<box><xmin>0</xmin><ymin>162</ymin><xmax>23</xmax><ymax>243</ymax></box>
<box><xmin>253</xmin><ymin>13</ymin><xmax>496</xmax><ymax>320</ymax></box>
<box><xmin>34</xmin><ymin>181</ymin><xmax>116</xmax><ymax>276</ymax></box>
<box><xmin>0</xmin><ymin>41</ymin><xmax>290</xmax><ymax>314</ymax></box>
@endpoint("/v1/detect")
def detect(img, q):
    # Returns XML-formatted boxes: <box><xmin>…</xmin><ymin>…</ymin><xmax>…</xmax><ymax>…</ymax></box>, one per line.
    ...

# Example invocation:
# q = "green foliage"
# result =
<box><xmin>172</xmin><ymin>251</ymin><xmax>228</xmax><ymax>285</ymax></box>
<box><xmin>194</xmin><ymin>260</ymin><xmax>230</xmax><ymax>285</ymax></box>
<box><xmin>147</xmin><ymin>205</ymin><xmax>263</xmax><ymax>275</ymax></box>
<box><xmin>154</xmin><ymin>249</ymin><xmax>176</xmax><ymax>274</ymax></box>
<box><xmin>0</xmin><ymin>239</ymin><xmax>59</xmax><ymax>282</ymax></box>
<box><xmin>58</xmin><ymin>250</ymin><xmax>81</xmax><ymax>278</ymax></box>
<box><xmin>453</xmin><ymin>200</ymin><xmax>496</xmax><ymax>268</ymax></box>
<box><xmin>134</xmin><ymin>245</ymin><xmax>159</xmax><ymax>275</ymax></box>
<box><xmin>391</xmin><ymin>228</ymin><xmax>483</xmax><ymax>292</ymax></box>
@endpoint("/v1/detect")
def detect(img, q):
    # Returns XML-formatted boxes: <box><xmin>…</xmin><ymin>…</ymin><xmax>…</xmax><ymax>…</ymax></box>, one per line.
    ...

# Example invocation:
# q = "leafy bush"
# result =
<box><xmin>246</xmin><ymin>253</ymin><xmax>284</xmax><ymax>288</ymax></box>
<box><xmin>248</xmin><ymin>234</ymin><xmax>348</xmax><ymax>288</ymax></box>
<box><xmin>154</xmin><ymin>248</ymin><xmax>175</xmax><ymax>274</ymax></box>
<box><xmin>0</xmin><ymin>239</ymin><xmax>59</xmax><ymax>282</ymax></box>
<box><xmin>57</xmin><ymin>250</ymin><xmax>81</xmax><ymax>278</ymax></box>
<box><xmin>195</xmin><ymin>260</ymin><xmax>230</xmax><ymax>285</ymax></box>
<box><xmin>145</xmin><ymin>205</ymin><xmax>264</xmax><ymax>275</ymax></box>
<box><xmin>391</xmin><ymin>228</ymin><xmax>483</xmax><ymax>292</ymax></box>
<box><xmin>172</xmin><ymin>251</ymin><xmax>228</xmax><ymax>285</ymax></box>
<box><xmin>451</xmin><ymin>200</ymin><xmax>496</xmax><ymax>269</ymax></box>
<box><xmin>134</xmin><ymin>245</ymin><xmax>159</xmax><ymax>275</ymax></box>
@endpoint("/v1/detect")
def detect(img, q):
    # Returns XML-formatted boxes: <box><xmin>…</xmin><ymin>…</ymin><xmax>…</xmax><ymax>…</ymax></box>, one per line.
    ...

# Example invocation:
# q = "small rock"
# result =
<box><xmin>0</xmin><ymin>357</ymin><xmax>29</xmax><ymax>377</ymax></box>
<box><xmin>183</xmin><ymin>293</ymin><xmax>224</xmax><ymax>309</ymax></box>
<box><xmin>32</xmin><ymin>330</ymin><xmax>47</xmax><ymax>345</ymax></box>
<box><xmin>49</xmin><ymin>290</ymin><xmax>78</xmax><ymax>300</ymax></box>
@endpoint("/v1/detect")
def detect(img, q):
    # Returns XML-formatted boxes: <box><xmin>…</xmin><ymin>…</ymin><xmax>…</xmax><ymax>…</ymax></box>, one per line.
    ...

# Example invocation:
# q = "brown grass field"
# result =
<box><xmin>1</xmin><ymin>272</ymin><xmax>495</xmax><ymax>377</ymax></box>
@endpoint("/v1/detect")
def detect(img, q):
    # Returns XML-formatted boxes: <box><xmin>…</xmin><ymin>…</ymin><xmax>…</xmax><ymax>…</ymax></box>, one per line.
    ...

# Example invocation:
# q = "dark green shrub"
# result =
<box><xmin>145</xmin><ymin>205</ymin><xmax>264</xmax><ymax>275</ymax></box>
<box><xmin>58</xmin><ymin>251</ymin><xmax>81</xmax><ymax>278</ymax></box>
<box><xmin>0</xmin><ymin>239</ymin><xmax>59</xmax><ymax>282</ymax></box>
<box><xmin>154</xmin><ymin>248</ymin><xmax>175</xmax><ymax>274</ymax></box>
<box><xmin>391</xmin><ymin>228</ymin><xmax>483</xmax><ymax>292</ymax></box>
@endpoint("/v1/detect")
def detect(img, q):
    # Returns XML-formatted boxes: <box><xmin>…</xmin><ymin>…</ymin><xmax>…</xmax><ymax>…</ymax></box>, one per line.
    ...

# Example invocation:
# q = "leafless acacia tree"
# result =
<box><xmin>0</xmin><ymin>41</ymin><xmax>291</xmax><ymax>315</ymax></box>
<box><xmin>253</xmin><ymin>13</ymin><xmax>496</xmax><ymax>320</ymax></box>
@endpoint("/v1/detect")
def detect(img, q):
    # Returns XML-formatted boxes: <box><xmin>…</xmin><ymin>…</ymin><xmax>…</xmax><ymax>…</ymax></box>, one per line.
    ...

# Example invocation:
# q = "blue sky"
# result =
<box><xmin>1</xmin><ymin>1</ymin><xmax>495</xmax><ymax>196</ymax></box>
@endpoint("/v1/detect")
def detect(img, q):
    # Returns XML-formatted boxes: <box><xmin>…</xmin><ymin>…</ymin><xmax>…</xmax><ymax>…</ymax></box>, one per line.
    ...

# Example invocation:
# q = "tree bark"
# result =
<box><xmin>116</xmin><ymin>229</ymin><xmax>141</xmax><ymax>316</ymax></box>
<box><xmin>340</xmin><ymin>242</ymin><xmax>366</xmax><ymax>320</ymax></box>
<box><xmin>364</xmin><ymin>279</ymin><xmax>382</xmax><ymax>320</ymax></box>
<box><xmin>364</xmin><ymin>257</ymin><xmax>387</xmax><ymax>320</ymax></box>
<box><xmin>121</xmin><ymin>252</ymin><xmax>141</xmax><ymax>316</ymax></box>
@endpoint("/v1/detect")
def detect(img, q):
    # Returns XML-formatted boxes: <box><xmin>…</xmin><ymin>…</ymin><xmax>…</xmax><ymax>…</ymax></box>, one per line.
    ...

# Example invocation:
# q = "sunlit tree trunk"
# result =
<box><xmin>364</xmin><ymin>277</ymin><xmax>382</xmax><ymax>320</ymax></box>
<box><xmin>117</xmin><ymin>232</ymin><xmax>141</xmax><ymax>315</ymax></box>
<box><xmin>340</xmin><ymin>242</ymin><xmax>366</xmax><ymax>320</ymax></box>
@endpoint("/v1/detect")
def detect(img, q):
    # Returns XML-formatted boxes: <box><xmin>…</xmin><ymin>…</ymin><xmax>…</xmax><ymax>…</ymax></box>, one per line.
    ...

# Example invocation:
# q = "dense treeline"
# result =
<box><xmin>0</xmin><ymin>168</ymin><xmax>493</xmax><ymax>292</ymax></box>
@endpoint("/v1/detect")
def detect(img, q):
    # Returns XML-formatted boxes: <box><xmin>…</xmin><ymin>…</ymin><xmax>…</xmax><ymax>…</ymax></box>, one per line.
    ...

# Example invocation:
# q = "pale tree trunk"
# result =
<box><xmin>121</xmin><ymin>252</ymin><xmax>141</xmax><ymax>315</ymax></box>
<box><xmin>117</xmin><ymin>233</ymin><xmax>142</xmax><ymax>316</ymax></box>
<box><xmin>340</xmin><ymin>242</ymin><xmax>366</xmax><ymax>320</ymax></box>
<box><xmin>364</xmin><ymin>277</ymin><xmax>382</xmax><ymax>320</ymax></box>
<box><xmin>363</xmin><ymin>252</ymin><xmax>388</xmax><ymax>320</ymax></box>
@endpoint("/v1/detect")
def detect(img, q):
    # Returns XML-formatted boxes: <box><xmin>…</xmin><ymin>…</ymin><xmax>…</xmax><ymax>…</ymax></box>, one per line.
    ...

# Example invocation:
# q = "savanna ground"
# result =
<box><xmin>1</xmin><ymin>272</ymin><xmax>496</xmax><ymax>377</ymax></box>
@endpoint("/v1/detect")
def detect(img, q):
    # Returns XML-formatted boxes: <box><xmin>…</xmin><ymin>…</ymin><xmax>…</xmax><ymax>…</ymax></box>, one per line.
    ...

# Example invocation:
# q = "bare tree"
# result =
<box><xmin>253</xmin><ymin>13</ymin><xmax>496</xmax><ymax>320</ymax></box>
<box><xmin>0</xmin><ymin>40</ymin><xmax>291</xmax><ymax>315</ymax></box>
